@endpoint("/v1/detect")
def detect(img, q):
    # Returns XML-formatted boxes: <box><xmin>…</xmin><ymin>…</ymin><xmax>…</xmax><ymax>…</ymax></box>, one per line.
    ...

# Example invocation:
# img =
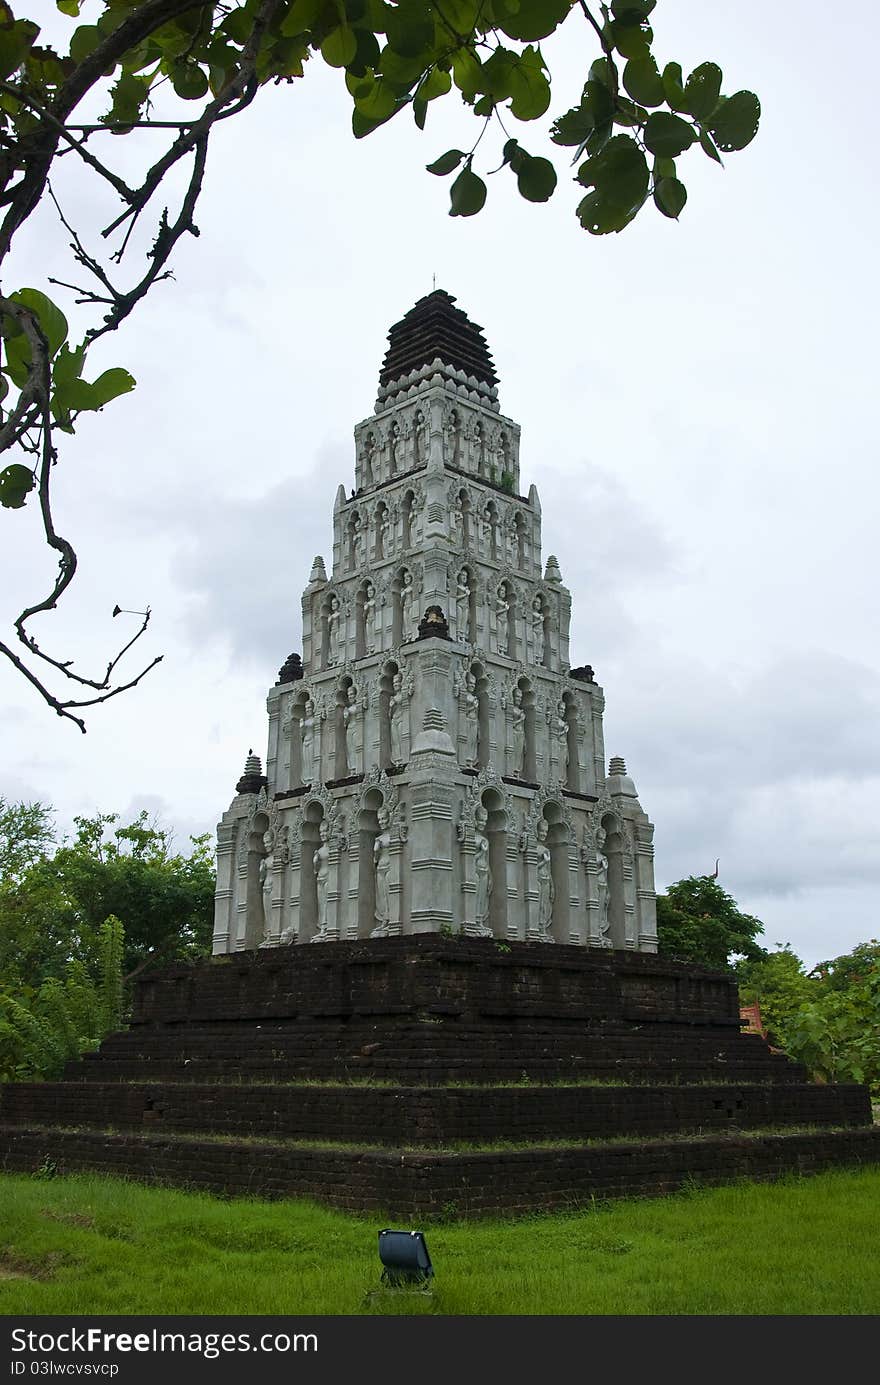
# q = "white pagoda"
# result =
<box><xmin>212</xmin><ymin>291</ymin><xmax>658</xmax><ymax>953</ymax></box>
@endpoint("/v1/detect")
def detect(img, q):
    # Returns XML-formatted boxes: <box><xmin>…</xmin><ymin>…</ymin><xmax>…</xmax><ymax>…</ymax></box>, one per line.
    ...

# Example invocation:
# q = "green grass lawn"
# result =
<box><xmin>1</xmin><ymin>1167</ymin><xmax>879</xmax><ymax>1315</ymax></box>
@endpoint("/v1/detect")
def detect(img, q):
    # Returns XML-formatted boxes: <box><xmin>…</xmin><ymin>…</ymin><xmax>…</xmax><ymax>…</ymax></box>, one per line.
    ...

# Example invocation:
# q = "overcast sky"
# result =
<box><xmin>2</xmin><ymin>2</ymin><xmax>878</xmax><ymax>968</ymax></box>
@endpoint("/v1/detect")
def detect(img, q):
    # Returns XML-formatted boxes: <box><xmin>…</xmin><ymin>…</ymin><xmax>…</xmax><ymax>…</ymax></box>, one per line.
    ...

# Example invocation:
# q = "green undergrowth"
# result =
<box><xmin>1</xmin><ymin>1167</ymin><xmax>879</xmax><ymax>1314</ymax></box>
<box><xmin>5</xmin><ymin>1120</ymin><xmax>871</xmax><ymax>1156</ymax></box>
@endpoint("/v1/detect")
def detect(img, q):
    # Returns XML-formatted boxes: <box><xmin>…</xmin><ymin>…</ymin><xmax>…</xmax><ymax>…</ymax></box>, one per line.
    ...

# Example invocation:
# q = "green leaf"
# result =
<box><xmin>622</xmin><ymin>56</ymin><xmax>664</xmax><ymax>107</ymax></box>
<box><xmin>609</xmin><ymin>19</ymin><xmax>652</xmax><ymax>60</ymax></box>
<box><xmin>56</xmin><ymin>1</ymin><xmax>83</xmax><ymax>15</ymax></box>
<box><xmin>653</xmin><ymin>156</ymin><xmax>675</xmax><ymax>179</ymax></box>
<box><xmin>69</xmin><ymin>24</ymin><xmax>103</xmax><ymax>67</ymax></box>
<box><xmin>412</xmin><ymin>96</ymin><xmax>427</xmax><ymax>129</ymax></box>
<box><xmin>353</xmin><ymin>78</ymin><xmax>397</xmax><ymax>121</ymax></box>
<box><xmin>52</xmin><ymin>343</ymin><xmax>86</xmax><ymax>389</ymax></box>
<box><xmin>279</xmin><ymin>0</ymin><xmax>322</xmax><ymax>36</ymax></box>
<box><xmin>613</xmin><ymin>96</ymin><xmax>647</xmax><ymax>128</ymax></box>
<box><xmin>653</xmin><ymin>176</ymin><xmax>686</xmax><ymax>218</ymax></box>
<box><xmin>0</xmin><ymin>19</ymin><xmax>38</xmax><ymax>79</ymax></box>
<box><xmin>643</xmin><ymin>111</ymin><xmax>696</xmax><ymax>158</ymax></box>
<box><xmin>698</xmin><ymin>126</ymin><xmax>722</xmax><ymax>164</ymax></box>
<box><xmin>4</xmin><ymin>289</ymin><xmax>69</xmax><ymax>388</ymax></box>
<box><xmin>351</xmin><ymin>105</ymin><xmax>394</xmax><ymax>138</ymax></box>
<box><xmin>576</xmin><ymin>189</ymin><xmax>640</xmax><ymax>235</ymax></box>
<box><xmin>385</xmin><ymin>4</ymin><xmax>434</xmax><ymax>59</ymax></box>
<box><xmin>449</xmin><ymin>166</ymin><xmax>486</xmax><ymax>217</ymax></box>
<box><xmin>0</xmin><ymin>464</ymin><xmax>35</xmax><ymax>510</ymax></box>
<box><xmin>611</xmin><ymin>0</ymin><xmax>656</xmax><ymax>17</ymax></box>
<box><xmin>589</xmin><ymin>57</ymin><xmax>618</xmax><ymax>95</ymax></box>
<box><xmin>584</xmin><ymin>122</ymin><xmax>612</xmax><ymax>156</ymax></box>
<box><xmin>419</xmin><ymin>66</ymin><xmax>451</xmax><ymax>101</ymax></box>
<box><xmin>427</xmin><ymin>149</ymin><xmax>465</xmax><ymax>176</ymax></box>
<box><xmin>495</xmin><ymin>0</ymin><xmax>571</xmax><ymax>43</ymax></box>
<box><xmin>661</xmin><ymin>60</ymin><xmax>686</xmax><ymax>111</ymax></box>
<box><xmin>347</xmin><ymin>29</ymin><xmax>381</xmax><ymax>77</ymax></box>
<box><xmin>321</xmin><ymin>25</ymin><xmax>358</xmax><ymax>69</ymax></box>
<box><xmin>516</xmin><ymin>155</ymin><xmax>557</xmax><ymax>203</ymax></box>
<box><xmin>171</xmin><ymin>62</ymin><xmax>208</xmax><ymax>100</ymax></box>
<box><xmin>377</xmin><ymin>45</ymin><xmax>425</xmax><ymax>92</ymax></box>
<box><xmin>683</xmin><ymin>62</ymin><xmax>722</xmax><ymax>121</ymax></box>
<box><xmin>436</xmin><ymin>0</ymin><xmax>481</xmax><ymax>29</ymax></box>
<box><xmin>52</xmin><ymin>367</ymin><xmax>135</xmax><ymax>422</ymax></box>
<box><xmin>508</xmin><ymin>47</ymin><xmax>550</xmax><ymax>120</ymax></box>
<box><xmin>583</xmin><ymin>78</ymin><xmax>614</xmax><ymax>124</ymax></box>
<box><xmin>708</xmin><ymin>90</ymin><xmax>760</xmax><ymax>151</ymax></box>
<box><xmin>550</xmin><ymin>104</ymin><xmax>595</xmax><ymax>148</ymax></box>
<box><xmin>451</xmin><ymin>47</ymin><xmax>482</xmax><ymax>100</ymax></box>
<box><xmin>503</xmin><ymin>138</ymin><xmax>527</xmax><ymax>173</ymax></box>
<box><xmin>86</xmin><ymin>367</ymin><xmax>136</xmax><ymax>408</ymax></box>
<box><xmin>578</xmin><ymin>133</ymin><xmax>648</xmax><ymax>210</ymax></box>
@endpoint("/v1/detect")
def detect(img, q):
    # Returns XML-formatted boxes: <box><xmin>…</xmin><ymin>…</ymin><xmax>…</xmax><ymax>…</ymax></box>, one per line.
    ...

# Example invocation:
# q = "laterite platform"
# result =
<box><xmin>1</xmin><ymin>937</ymin><xmax>877</xmax><ymax>1217</ymax></box>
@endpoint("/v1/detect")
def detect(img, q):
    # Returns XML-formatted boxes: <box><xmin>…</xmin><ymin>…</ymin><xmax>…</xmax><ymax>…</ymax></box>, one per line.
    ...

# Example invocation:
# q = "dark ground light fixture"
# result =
<box><xmin>378</xmin><ymin>1229</ymin><xmax>433</xmax><ymax>1287</ymax></box>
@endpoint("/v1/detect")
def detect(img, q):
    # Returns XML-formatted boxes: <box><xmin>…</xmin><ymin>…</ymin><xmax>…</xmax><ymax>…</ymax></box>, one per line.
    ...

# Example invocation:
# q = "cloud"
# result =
<box><xmin>168</xmin><ymin>443</ymin><xmax>346</xmax><ymax>666</ymax></box>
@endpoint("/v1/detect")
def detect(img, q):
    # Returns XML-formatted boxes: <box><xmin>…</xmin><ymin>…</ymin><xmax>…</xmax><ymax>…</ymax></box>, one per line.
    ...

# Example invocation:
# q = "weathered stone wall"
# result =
<box><xmin>2</xmin><ymin>1126</ymin><xmax>879</xmax><ymax>1218</ymax></box>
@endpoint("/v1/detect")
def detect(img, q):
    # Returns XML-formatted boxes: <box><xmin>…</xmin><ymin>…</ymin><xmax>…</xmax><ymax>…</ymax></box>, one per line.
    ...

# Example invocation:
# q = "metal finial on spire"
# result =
<box><xmin>432</xmin><ymin>272</ymin><xmax>436</xmax><ymax>290</ymax></box>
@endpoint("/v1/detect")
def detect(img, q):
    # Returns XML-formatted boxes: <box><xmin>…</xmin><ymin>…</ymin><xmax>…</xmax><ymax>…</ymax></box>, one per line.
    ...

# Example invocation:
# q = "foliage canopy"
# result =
<box><xmin>0</xmin><ymin>796</ymin><xmax>214</xmax><ymax>1077</ymax></box>
<box><xmin>0</xmin><ymin>1</ymin><xmax>759</xmax><ymax>726</ymax></box>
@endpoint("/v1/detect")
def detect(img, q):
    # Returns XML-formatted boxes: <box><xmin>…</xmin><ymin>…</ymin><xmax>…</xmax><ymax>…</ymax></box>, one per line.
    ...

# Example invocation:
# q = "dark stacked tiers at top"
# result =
<box><xmin>0</xmin><ymin>938</ymin><xmax>877</xmax><ymax>1217</ymax></box>
<box><xmin>379</xmin><ymin>289</ymin><xmax>498</xmax><ymax>388</ymax></box>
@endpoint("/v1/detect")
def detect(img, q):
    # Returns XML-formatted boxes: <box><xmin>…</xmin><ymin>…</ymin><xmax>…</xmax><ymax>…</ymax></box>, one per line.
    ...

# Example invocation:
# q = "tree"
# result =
<box><xmin>0</xmin><ymin>913</ymin><xmax>124</xmax><ymax>1080</ymax></box>
<box><xmin>0</xmin><ymin>1</ymin><xmax>760</xmax><ymax>727</ymax></box>
<box><xmin>737</xmin><ymin>943</ymin><xmax>815</xmax><ymax>1043</ymax></box>
<box><xmin>656</xmin><ymin>874</ymin><xmax>766</xmax><ymax>972</ymax></box>
<box><xmin>0</xmin><ymin>795</ymin><xmax>54</xmax><ymax>881</ymax></box>
<box><xmin>0</xmin><ymin>801</ymin><xmax>215</xmax><ymax>985</ymax></box>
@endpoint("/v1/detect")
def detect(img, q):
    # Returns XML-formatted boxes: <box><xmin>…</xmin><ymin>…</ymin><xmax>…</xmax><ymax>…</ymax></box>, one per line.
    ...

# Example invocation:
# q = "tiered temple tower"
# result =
<box><xmin>213</xmin><ymin>291</ymin><xmax>658</xmax><ymax>953</ymax></box>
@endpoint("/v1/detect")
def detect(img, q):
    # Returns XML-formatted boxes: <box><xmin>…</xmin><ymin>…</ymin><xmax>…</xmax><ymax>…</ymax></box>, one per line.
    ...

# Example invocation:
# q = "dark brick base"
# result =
<box><xmin>1</xmin><ymin>1125</ymin><xmax>879</xmax><ymax>1218</ymax></box>
<box><xmin>1</xmin><ymin>939</ymin><xmax>877</xmax><ymax>1216</ymax></box>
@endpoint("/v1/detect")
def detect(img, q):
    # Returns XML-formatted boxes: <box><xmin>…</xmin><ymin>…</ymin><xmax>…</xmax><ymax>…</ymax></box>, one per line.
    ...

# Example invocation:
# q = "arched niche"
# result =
<box><xmin>355</xmin><ymin>580</ymin><xmax>376</xmax><ymax>659</ymax></box>
<box><xmin>474</xmin><ymin>420</ymin><xmax>488</xmax><ymax>478</ymax></box>
<box><xmin>333</xmin><ymin>675</ymin><xmax>355</xmax><ymax>779</ymax></box>
<box><xmin>484</xmin><ymin>499</ymin><xmax>499</xmax><ymax>560</ymax></box>
<box><xmin>361</xmin><ymin>430</ymin><xmax>376</xmax><ymax>487</ymax></box>
<box><xmin>470</xmin><ymin>659</ymin><xmax>491</xmax><ymax>770</ymax></box>
<box><xmin>288</xmin><ymin>687</ymin><xmax>310</xmax><ymax>788</ymax></box>
<box><xmin>562</xmin><ymin>690</ymin><xmax>580</xmax><ymax>792</ymax></box>
<box><xmin>517</xmin><ymin>674</ymin><xmax>537</xmax><ymax>781</ymax></box>
<box><xmin>357</xmin><ymin>786</ymin><xmax>385</xmax><ymax>938</ymax></box>
<box><xmin>378</xmin><ymin>660</ymin><xmax>399</xmax><ymax>770</ymax></box>
<box><xmin>542</xmin><ymin>800</ymin><xmax>571</xmax><ymax>944</ymax></box>
<box><xmin>513</xmin><ymin>510</ymin><xmax>526</xmax><ymax>568</ymax></box>
<box><xmin>496</xmin><ymin>578</ymin><xmax>517</xmax><ymax>661</ymax></box>
<box><xmin>374</xmin><ymin>500</ymin><xmax>389</xmax><ymax>561</ymax></box>
<box><xmin>481</xmin><ymin>787</ymin><xmax>508</xmax><ymax>937</ymax></box>
<box><xmin>319</xmin><ymin>590</ymin><xmax>342</xmax><ymax>670</ymax></box>
<box><xmin>413</xmin><ymin>408</ymin><xmax>427</xmax><ymax>467</ymax></box>
<box><xmin>454</xmin><ymin>563</ymin><xmax>476</xmax><ymax>644</ymax></box>
<box><xmin>449</xmin><ymin>409</ymin><xmax>462</xmax><ymax>467</ymax></box>
<box><xmin>388</xmin><ymin>419</ymin><xmax>402</xmax><ymax>476</ymax></box>
<box><xmin>500</xmin><ymin>432</ymin><xmax>513</xmax><ymax>486</ymax></box>
<box><xmin>299</xmin><ymin>801</ymin><xmax>325</xmax><ymax>942</ymax></box>
<box><xmin>347</xmin><ymin>510</ymin><xmax>362</xmax><ymax>572</ymax></box>
<box><xmin>458</xmin><ymin>487</ymin><xmax>471</xmax><ymax>546</ymax></box>
<box><xmin>601</xmin><ymin>811</ymin><xmax>627</xmax><ymax>949</ymax></box>
<box><xmin>402</xmin><ymin>489</ymin><xmax>415</xmax><ymax>549</ymax></box>
<box><xmin>244</xmin><ymin>809</ymin><xmax>270</xmax><ymax>948</ymax></box>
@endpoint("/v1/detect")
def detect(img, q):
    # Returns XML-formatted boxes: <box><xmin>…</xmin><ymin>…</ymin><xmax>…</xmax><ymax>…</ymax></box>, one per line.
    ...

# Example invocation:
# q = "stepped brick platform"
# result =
<box><xmin>1</xmin><ymin>937</ymin><xmax>877</xmax><ymax>1217</ymax></box>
